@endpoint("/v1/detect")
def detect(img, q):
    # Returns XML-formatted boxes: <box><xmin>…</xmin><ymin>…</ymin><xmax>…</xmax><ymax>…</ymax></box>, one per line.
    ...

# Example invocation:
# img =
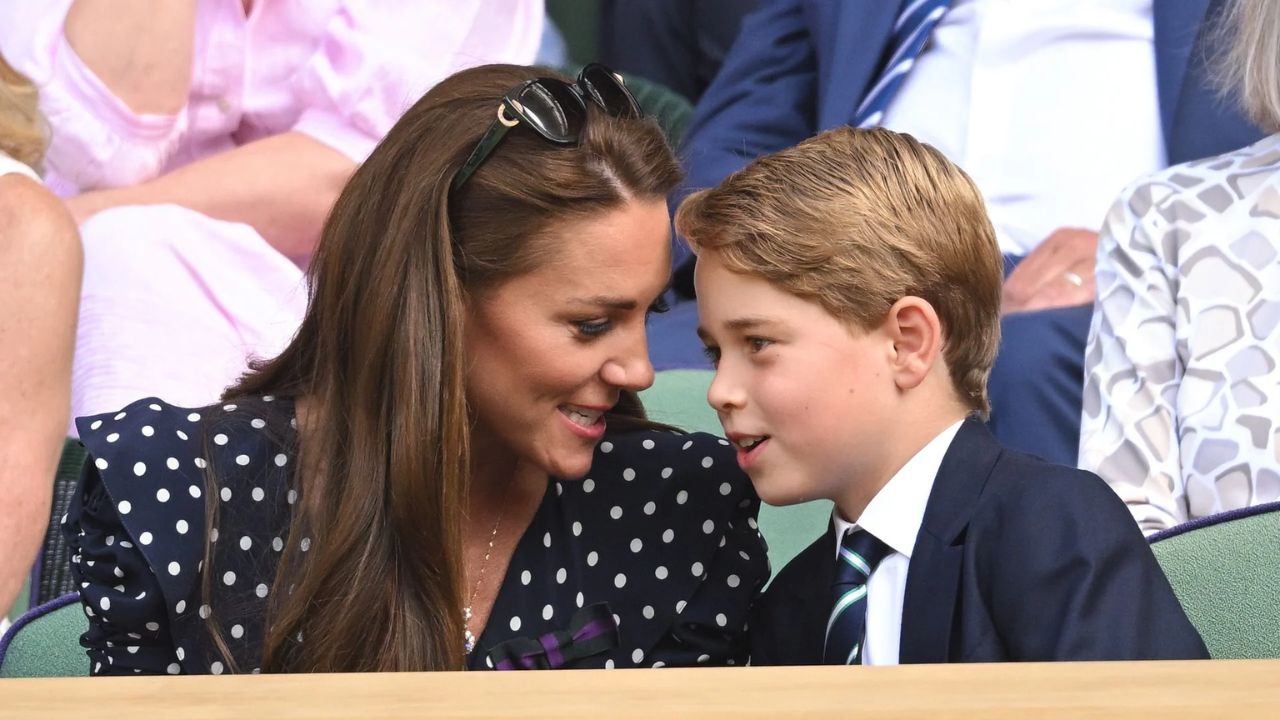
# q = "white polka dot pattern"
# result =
<box><xmin>66</xmin><ymin>396</ymin><xmax>304</xmax><ymax>676</ymax></box>
<box><xmin>65</xmin><ymin>397</ymin><xmax>768</xmax><ymax>675</ymax></box>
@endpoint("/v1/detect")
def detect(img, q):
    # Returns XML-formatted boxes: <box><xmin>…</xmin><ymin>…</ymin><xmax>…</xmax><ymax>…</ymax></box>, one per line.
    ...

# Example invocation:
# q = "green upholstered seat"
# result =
<box><xmin>1149</xmin><ymin>503</ymin><xmax>1280</xmax><ymax>659</ymax></box>
<box><xmin>31</xmin><ymin>439</ymin><xmax>87</xmax><ymax>608</ymax></box>
<box><xmin>0</xmin><ymin>594</ymin><xmax>88</xmax><ymax>678</ymax></box>
<box><xmin>621</xmin><ymin>73</ymin><xmax>694</xmax><ymax>147</ymax></box>
<box><xmin>546</xmin><ymin>0</ymin><xmax>600</xmax><ymax>68</ymax></box>
<box><xmin>640</xmin><ymin>370</ymin><xmax>832</xmax><ymax>578</ymax></box>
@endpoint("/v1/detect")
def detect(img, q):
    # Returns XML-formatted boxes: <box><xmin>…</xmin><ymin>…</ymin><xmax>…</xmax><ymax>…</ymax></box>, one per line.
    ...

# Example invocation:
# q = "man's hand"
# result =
<box><xmin>1002</xmin><ymin>227</ymin><xmax>1099</xmax><ymax>315</ymax></box>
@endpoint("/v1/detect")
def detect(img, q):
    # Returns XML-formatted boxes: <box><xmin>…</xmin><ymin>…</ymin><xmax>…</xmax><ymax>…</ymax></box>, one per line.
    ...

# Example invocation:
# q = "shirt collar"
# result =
<box><xmin>832</xmin><ymin>419</ymin><xmax>965</xmax><ymax>559</ymax></box>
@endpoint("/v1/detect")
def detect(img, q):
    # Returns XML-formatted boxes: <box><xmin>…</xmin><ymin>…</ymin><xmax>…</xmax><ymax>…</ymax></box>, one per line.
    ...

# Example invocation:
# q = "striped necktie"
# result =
<box><xmin>853</xmin><ymin>0</ymin><xmax>952</xmax><ymax>128</ymax></box>
<box><xmin>824</xmin><ymin>528</ymin><xmax>893</xmax><ymax>665</ymax></box>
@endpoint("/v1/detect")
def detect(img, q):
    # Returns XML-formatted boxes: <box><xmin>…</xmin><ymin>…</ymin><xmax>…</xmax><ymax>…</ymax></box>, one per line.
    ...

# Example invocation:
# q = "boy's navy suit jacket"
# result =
<box><xmin>750</xmin><ymin>419</ymin><xmax>1209</xmax><ymax>664</ymax></box>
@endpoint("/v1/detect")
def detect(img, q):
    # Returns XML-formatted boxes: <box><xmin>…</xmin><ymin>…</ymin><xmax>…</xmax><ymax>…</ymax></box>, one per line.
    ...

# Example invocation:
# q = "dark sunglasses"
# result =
<box><xmin>450</xmin><ymin>63</ymin><xmax>642</xmax><ymax>192</ymax></box>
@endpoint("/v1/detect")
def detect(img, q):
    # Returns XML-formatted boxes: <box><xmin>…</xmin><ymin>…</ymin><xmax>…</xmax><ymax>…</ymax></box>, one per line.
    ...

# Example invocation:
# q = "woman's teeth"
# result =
<box><xmin>562</xmin><ymin>407</ymin><xmax>602</xmax><ymax>427</ymax></box>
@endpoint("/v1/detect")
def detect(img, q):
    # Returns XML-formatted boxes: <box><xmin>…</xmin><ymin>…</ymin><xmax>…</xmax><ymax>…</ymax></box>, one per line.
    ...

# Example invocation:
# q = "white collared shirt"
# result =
<box><xmin>880</xmin><ymin>0</ymin><xmax>1164</xmax><ymax>255</ymax></box>
<box><xmin>832</xmin><ymin>419</ymin><xmax>964</xmax><ymax>665</ymax></box>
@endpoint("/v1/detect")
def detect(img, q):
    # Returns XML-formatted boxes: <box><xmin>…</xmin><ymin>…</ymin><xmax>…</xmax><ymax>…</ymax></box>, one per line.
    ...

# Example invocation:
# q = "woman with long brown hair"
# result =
<box><xmin>0</xmin><ymin>54</ymin><xmax>80</xmax><ymax>630</ymax></box>
<box><xmin>62</xmin><ymin>63</ymin><xmax>766</xmax><ymax>674</ymax></box>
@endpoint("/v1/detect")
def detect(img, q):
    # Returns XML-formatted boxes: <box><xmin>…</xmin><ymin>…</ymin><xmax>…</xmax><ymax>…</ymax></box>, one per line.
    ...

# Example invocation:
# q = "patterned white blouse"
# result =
<box><xmin>1080</xmin><ymin>133</ymin><xmax>1280</xmax><ymax>534</ymax></box>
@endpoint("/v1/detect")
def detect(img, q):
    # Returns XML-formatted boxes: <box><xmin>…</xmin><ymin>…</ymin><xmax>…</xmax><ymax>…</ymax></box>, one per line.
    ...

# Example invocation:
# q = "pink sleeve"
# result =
<box><xmin>36</xmin><ymin>30</ymin><xmax>187</xmax><ymax>196</ymax></box>
<box><xmin>290</xmin><ymin>0</ymin><xmax>544</xmax><ymax>164</ymax></box>
<box><xmin>0</xmin><ymin>2</ymin><xmax>188</xmax><ymax>195</ymax></box>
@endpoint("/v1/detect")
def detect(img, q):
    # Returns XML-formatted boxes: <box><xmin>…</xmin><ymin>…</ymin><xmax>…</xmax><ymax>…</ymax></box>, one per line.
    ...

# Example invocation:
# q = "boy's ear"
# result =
<box><xmin>884</xmin><ymin>296</ymin><xmax>942</xmax><ymax>391</ymax></box>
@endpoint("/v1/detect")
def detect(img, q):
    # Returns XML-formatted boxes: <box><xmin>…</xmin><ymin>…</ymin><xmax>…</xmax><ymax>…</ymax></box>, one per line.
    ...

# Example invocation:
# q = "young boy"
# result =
<box><xmin>678</xmin><ymin>127</ymin><xmax>1207</xmax><ymax>665</ymax></box>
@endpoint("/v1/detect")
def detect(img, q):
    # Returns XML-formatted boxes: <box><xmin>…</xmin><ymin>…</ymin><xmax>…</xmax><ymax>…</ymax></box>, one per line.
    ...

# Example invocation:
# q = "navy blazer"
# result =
<box><xmin>750</xmin><ymin>419</ymin><xmax>1209</xmax><ymax>664</ymax></box>
<box><xmin>675</xmin><ymin>0</ymin><xmax>1263</xmax><ymax>271</ymax></box>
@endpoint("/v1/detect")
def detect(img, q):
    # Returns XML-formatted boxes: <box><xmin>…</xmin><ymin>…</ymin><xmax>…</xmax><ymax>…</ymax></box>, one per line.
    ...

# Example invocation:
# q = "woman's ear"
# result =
<box><xmin>884</xmin><ymin>296</ymin><xmax>943</xmax><ymax>391</ymax></box>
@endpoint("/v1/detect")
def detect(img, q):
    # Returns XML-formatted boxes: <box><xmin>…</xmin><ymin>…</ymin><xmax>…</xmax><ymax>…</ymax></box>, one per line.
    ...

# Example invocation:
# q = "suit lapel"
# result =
<box><xmin>1153</xmin><ymin>0</ymin><xmax>1212</xmax><ymax>148</ymax></box>
<box><xmin>817</xmin><ymin>0</ymin><xmax>903</xmax><ymax>129</ymax></box>
<box><xmin>779</xmin><ymin>528</ymin><xmax>837</xmax><ymax>663</ymax></box>
<box><xmin>898</xmin><ymin>418</ymin><xmax>1002</xmax><ymax>663</ymax></box>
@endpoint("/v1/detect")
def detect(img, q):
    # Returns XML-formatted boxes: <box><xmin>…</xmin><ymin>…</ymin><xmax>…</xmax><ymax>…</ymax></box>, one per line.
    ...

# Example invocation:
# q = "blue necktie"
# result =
<box><xmin>824</xmin><ymin>528</ymin><xmax>892</xmax><ymax>664</ymax></box>
<box><xmin>853</xmin><ymin>0</ymin><xmax>953</xmax><ymax>128</ymax></box>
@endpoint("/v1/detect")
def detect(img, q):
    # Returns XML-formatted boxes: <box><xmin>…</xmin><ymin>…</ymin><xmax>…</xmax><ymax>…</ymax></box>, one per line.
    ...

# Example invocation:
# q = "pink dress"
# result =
<box><xmin>0</xmin><ymin>0</ymin><xmax>542</xmax><ymax>431</ymax></box>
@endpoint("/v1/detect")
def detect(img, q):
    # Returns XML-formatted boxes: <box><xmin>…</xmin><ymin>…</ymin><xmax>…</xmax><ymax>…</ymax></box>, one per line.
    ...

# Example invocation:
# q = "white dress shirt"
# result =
<box><xmin>881</xmin><ymin>0</ymin><xmax>1164</xmax><ymax>255</ymax></box>
<box><xmin>832</xmin><ymin>419</ymin><xmax>964</xmax><ymax>665</ymax></box>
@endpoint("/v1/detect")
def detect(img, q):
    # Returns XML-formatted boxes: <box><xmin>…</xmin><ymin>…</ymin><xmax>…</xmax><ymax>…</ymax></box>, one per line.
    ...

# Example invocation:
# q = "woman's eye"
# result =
<box><xmin>575</xmin><ymin>319</ymin><xmax>612</xmax><ymax>337</ymax></box>
<box><xmin>646</xmin><ymin>294</ymin><xmax>670</xmax><ymax>318</ymax></box>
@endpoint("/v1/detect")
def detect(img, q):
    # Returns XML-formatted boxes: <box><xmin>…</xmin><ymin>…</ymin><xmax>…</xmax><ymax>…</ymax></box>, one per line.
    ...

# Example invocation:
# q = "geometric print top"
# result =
<box><xmin>1081</xmin><ymin>132</ymin><xmax>1280</xmax><ymax>534</ymax></box>
<box><xmin>62</xmin><ymin>396</ymin><xmax>769</xmax><ymax>674</ymax></box>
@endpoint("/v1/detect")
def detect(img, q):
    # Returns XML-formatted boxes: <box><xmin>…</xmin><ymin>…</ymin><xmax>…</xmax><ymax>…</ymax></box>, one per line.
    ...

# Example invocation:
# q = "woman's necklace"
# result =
<box><xmin>463</xmin><ymin>479</ymin><xmax>512</xmax><ymax>655</ymax></box>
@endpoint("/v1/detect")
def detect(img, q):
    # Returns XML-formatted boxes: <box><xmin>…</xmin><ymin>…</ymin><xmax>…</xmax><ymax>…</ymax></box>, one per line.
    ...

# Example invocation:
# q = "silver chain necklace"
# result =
<box><xmin>463</xmin><ymin>479</ymin><xmax>512</xmax><ymax>655</ymax></box>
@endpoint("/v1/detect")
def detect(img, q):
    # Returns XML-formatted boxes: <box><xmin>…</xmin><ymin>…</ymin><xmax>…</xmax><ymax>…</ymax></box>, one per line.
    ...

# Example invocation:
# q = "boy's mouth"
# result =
<box><xmin>728</xmin><ymin>433</ymin><xmax>771</xmax><ymax>469</ymax></box>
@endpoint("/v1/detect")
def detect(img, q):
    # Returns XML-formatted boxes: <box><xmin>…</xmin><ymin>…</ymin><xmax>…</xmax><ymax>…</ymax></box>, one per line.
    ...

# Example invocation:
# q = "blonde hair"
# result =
<box><xmin>0</xmin><ymin>55</ymin><xmax>45</xmax><ymax>171</ymax></box>
<box><xmin>676</xmin><ymin>126</ymin><xmax>1003</xmax><ymax>415</ymax></box>
<box><xmin>1218</xmin><ymin>0</ymin><xmax>1280</xmax><ymax>132</ymax></box>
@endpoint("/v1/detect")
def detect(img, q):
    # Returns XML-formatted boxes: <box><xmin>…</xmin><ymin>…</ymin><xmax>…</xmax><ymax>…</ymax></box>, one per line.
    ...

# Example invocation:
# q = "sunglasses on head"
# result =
<box><xmin>450</xmin><ymin>63</ymin><xmax>642</xmax><ymax>192</ymax></box>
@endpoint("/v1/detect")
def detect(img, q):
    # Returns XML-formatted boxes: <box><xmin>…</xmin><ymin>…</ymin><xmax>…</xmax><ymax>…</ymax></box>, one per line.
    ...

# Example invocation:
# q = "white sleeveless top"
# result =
<box><xmin>0</xmin><ymin>150</ymin><xmax>38</xmax><ymax>634</ymax></box>
<box><xmin>0</xmin><ymin>149</ymin><xmax>39</xmax><ymax>181</ymax></box>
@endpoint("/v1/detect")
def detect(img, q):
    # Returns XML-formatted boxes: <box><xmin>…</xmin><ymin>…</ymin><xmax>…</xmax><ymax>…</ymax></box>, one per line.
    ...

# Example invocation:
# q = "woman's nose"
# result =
<box><xmin>601</xmin><ymin>331</ymin><xmax>655</xmax><ymax>391</ymax></box>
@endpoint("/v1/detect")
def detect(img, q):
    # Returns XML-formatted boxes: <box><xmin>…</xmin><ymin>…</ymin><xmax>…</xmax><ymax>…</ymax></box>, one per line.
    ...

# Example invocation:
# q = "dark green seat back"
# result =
<box><xmin>0</xmin><ymin>594</ymin><xmax>88</xmax><ymax>678</ymax></box>
<box><xmin>1150</xmin><ymin>503</ymin><xmax>1280</xmax><ymax>658</ymax></box>
<box><xmin>33</xmin><ymin>439</ymin><xmax>86</xmax><ymax>607</ymax></box>
<box><xmin>623</xmin><ymin>74</ymin><xmax>694</xmax><ymax>147</ymax></box>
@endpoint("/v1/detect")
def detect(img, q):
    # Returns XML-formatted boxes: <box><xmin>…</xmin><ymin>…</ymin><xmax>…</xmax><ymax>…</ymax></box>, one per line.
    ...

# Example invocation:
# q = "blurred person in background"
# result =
<box><xmin>598</xmin><ymin>0</ymin><xmax>760</xmax><ymax>103</ymax></box>
<box><xmin>0</xmin><ymin>53</ymin><xmax>80</xmax><ymax>631</ymax></box>
<box><xmin>1081</xmin><ymin>0</ymin><xmax>1280</xmax><ymax>533</ymax></box>
<box><xmin>0</xmin><ymin>0</ymin><xmax>544</xmax><ymax>432</ymax></box>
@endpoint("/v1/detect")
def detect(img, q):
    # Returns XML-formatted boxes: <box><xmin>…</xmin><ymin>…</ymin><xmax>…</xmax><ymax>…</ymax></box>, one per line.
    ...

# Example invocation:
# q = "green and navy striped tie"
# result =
<box><xmin>824</xmin><ymin>528</ymin><xmax>892</xmax><ymax>664</ymax></box>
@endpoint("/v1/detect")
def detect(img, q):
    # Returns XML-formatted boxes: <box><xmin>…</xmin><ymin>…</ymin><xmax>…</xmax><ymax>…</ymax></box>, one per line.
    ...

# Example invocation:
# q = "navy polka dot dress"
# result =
<box><xmin>62</xmin><ymin>397</ymin><xmax>769</xmax><ymax>674</ymax></box>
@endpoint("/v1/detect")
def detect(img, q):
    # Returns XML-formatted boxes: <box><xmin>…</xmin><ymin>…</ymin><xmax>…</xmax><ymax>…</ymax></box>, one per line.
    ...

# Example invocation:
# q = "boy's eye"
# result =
<box><xmin>747</xmin><ymin>336</ymin><xmax>773</xmax><ymax>353</ymax></box>
<box><xmin>575</xmin><ymin>319</ymin><xmax>612</xmax><ymax>338</ymax></box>
<box><xmin>701</xmin><ymin>345</ymin><xmax>721</xmax><ymax>367</ymax></box>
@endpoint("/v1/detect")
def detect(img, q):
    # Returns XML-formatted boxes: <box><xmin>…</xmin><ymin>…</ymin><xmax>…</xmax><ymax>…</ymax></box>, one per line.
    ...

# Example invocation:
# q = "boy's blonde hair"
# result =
<box><xmin>676</xmin><ymin>126</ymin><xmax>1002</xmax><ymax>415</ymax></box>
<box><xmin>0</xmin><ymin>54</ymin><xmax>46</xmax><ymax>172</ymax></box>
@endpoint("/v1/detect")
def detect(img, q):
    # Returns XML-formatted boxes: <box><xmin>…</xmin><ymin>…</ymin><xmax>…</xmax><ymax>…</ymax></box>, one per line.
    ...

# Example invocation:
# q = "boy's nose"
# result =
<box><xmin>706</xmin><ymin>366</ymin><xmax>743</xmax><ymax>413</ymax></box>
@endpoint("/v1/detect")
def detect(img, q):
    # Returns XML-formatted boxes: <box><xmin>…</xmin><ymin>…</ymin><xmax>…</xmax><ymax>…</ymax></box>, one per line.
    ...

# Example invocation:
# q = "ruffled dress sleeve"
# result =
<box><xmin>62</xmin><ymin>398</ymin><xmax>210</xmax><ymax>675</ymax></box>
